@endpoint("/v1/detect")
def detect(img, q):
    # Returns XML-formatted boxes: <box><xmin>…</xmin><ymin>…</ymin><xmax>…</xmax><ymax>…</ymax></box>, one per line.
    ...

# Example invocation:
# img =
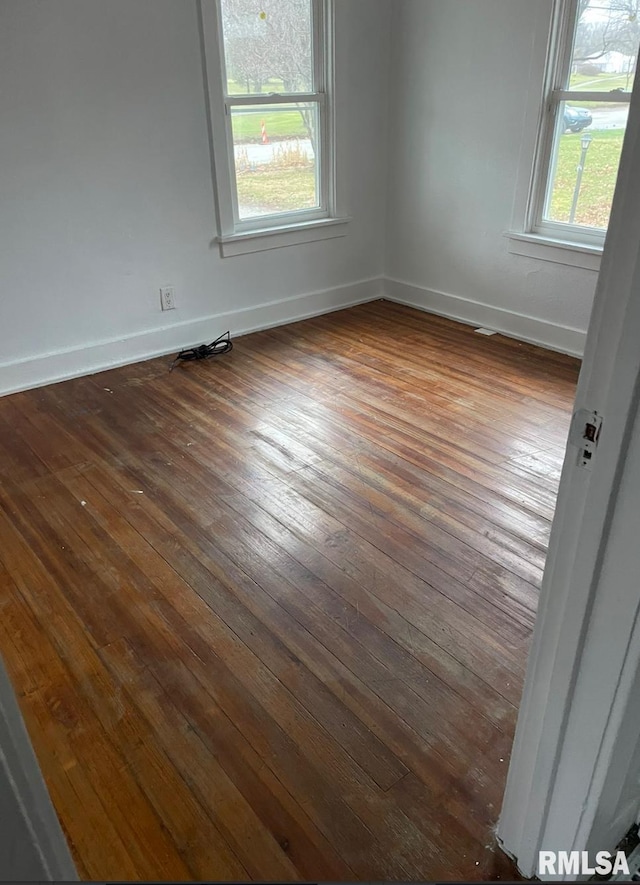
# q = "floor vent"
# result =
<box><xmin>474</xmin><ymin>328</ymin><xmax>497</xmax><ymax>336</ymax></box>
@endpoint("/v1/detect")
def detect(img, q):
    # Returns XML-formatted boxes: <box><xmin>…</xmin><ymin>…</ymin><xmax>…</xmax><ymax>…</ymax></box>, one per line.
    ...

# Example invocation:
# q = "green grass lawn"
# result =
<box><xmin>236</xmin><ymin>167</ymin><xmax>317</xmax><ymax>215</ymax></box>
<box><xmin>566</xmin><ymin>71</ymin><xmax>632</xmax><ymax>110</ymax></box>
<box><xmin>549</xmin><ymin>128</ymin><xmax>624</xmax><ymax>228</ymax></box>
<box><xmin>234</xmin><ymin>119</ymin><xmax>624</xmax><ymax>228</ymax></box>
<box><xmin>232</xmin><ymin>108</ymin><xmax>309</xmax><ymax>143</ymax></box>
<box><xmin>569</xmin><ymin>71</ymin><xmax>634</xmax><ymax>91</ymax></box>
<box><xmin>228</xmin><ymin>79</ymin><xmax>310</xmax><ymax>143</ymax></box>
<box><xmin>227</xmin><ymin>77</ymin><xmax>287</xmax><ymax>95</ymax></box>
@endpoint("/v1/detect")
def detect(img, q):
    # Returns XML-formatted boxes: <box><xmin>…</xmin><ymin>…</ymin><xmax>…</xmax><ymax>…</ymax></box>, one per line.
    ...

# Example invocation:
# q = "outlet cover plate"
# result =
<box><xmin>160</xmin><ymin>286</ymin><xmax>176</xmax><ymax>311</ymax></box>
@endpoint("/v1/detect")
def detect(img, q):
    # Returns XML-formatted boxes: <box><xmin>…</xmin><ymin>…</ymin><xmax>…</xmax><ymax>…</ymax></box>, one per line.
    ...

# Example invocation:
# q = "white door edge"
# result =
<box><xmin>498</xmin><ymin>63</ymin><xmax>640</xmax><ymax>879</ymax></box>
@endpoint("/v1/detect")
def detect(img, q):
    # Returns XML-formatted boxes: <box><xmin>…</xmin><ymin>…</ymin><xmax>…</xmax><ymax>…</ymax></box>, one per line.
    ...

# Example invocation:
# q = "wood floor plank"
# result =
<box><xmin>16</xmin><ymin>468</ymin><xmax>431</xmax><ymax>878</ymax></box>
<box><xmin>122</xmin><ymin>376</ymin><xmax>542</xmax><ymax>625</ymax></box>
<box><xmin>161</xmin><ymin>370</ymin><xmax>552</xmax><ymax>575</ymax></box>
<box><xmin>57</xmin><ymin>465</ymin><xmax>410</xmax><ymax>794</ymax></box>
<box><xmin>64</xmin><ymin>470</ymin><xmax>444</xmax><ymax>878</ymax></box>
<box><xmin>70</xmin><ymin>419</ymin><xmax>527</xmax><ymax>704</ymax></box>
<box><xmin>0</xmin><ymin>480</ymin><xmax>349</xmax><ymax>880</ymax></box>
<box><xmin>227</xmin><ymin>337</ymin><xmax>563</xmax><ymax>516</ymax></box>
<box><xmin>259</xmin><ymin>321</ymin><xmax>567</xmax><ymax>457</ymax></box>
<box><xmin>98</xmin><ymin>636</ymin><xmax>354</xmax><ymax>882</ymax></box>
<box><xmin>0</xmin><ymin>578</ymin><xmax>195</xmax><ymax>881</ymax></box>
<box><xmin>0</xmin><ymin>301</ymin><xmax>579</xmax><ymax>880</ymax></box>
<box><xmin>79</xmin><ymin>459</ymin><xmax>507</xmax><ymax>768</ymax></box>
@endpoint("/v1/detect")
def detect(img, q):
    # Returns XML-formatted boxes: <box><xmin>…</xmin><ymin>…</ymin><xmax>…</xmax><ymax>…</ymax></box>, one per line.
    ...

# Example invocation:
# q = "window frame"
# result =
<box><xmin>200</xmin><ymin>0</ymin><xmax>341</xmax><ymax>254</ymax></box>
<box><xmin>526</xmin><ymin>0</ymin><xmax>633</xmax><ymax>248</ymax></box>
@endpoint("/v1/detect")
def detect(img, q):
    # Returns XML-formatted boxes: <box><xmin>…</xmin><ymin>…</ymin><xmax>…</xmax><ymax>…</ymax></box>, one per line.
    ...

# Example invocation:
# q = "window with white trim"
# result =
<box><xmin>528</xmin><ymin>0</ymin><xmax>639</xmax><ymax>247</ymax></box>
<box><xmin>204</xmin><ymin>0</ymin><xmax>337</xmax><ymax>249</ymax></box>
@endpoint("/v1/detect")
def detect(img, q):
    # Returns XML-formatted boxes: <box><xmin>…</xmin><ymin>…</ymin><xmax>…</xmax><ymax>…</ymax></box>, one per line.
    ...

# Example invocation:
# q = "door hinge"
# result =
<box><xmin>570</xmin><ymin>408</ymin><xmax>603</xmax><ymax>469</ymax></box>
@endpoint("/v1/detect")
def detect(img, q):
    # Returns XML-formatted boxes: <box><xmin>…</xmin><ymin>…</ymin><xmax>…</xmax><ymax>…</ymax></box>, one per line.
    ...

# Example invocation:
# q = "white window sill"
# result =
<box><xmin>505</xmin><ymin>231</ymin><xmax>602</xmax><ymax>271</ymax></box>
<box><xmin>217</xmin><ymin>216</ymin><xmax>351</xmax><ymax>258</ymax></box>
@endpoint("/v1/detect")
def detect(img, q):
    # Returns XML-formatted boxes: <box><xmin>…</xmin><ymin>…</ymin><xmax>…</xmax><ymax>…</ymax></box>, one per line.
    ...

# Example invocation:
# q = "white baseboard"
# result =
<box><xmin>0</xmin><ymin>277</ymin><xmax>384</xmax><ymax>397</ymax></box>
<box><xmin>384</xmin><ymin>277</ymin><xmax>586</xmax><ymax>358</ymax></box>
<box><xmin>0</xmin><ymin>273</ymin><xmax>585</xmax><ymax>397</ymax></box>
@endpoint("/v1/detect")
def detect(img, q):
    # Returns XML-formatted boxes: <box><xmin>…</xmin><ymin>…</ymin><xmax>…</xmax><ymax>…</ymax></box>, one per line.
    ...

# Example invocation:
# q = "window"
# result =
<box><xmin>202</xmin><ymin>0</ymin><xmax>344</xmax><ymax>255</ymax></box>
<box><xmin>528</xmin><ymin>0</ymin><xmax>639</xmax><ymax>248</ymax></box>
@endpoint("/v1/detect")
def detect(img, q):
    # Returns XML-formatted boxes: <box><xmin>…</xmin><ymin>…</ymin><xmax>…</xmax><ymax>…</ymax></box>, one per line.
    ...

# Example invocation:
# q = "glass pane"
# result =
<box><xmin>220</xmin><ymin>0</ymin><xmax>314</xmax><ymax>96</ymax></box>
<box><xmin>569</xmin><ymin>0</ymin><xmax>640</xmax><ymax>92</ymax></box>
<box><xmin>544</xmin><ymin>101</ymin><xmax>627</xmax><ymax>229</ymax></box>
<box><xmin>231</xmin><ymin>104</ymin><xmax>319</xmax><ymax>219</ymax></box>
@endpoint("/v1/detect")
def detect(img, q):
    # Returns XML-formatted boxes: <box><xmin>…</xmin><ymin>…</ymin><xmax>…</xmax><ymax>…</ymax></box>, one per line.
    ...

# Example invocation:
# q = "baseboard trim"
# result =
<box><xmin>1</xmin><ymin>274</ymin><xmax>585</xmax><ymax>397</ymax></box>
<box><xmin>384</xmin><ymin>277</ymin><xmax>586</xmax><ymax>358</ymax></box>
<box><xmin>0</xmin><ymin>278</ymin><xmax>384</xmax><ymax>397</ymax></box>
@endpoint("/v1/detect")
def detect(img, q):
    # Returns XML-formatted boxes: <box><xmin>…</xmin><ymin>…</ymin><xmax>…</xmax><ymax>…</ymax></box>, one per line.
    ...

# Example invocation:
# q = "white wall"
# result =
<box><xmin>0</xmin><ymin>0</ymin><xmax>390</xmax><ymax>395</ymax></box>
<box><xmin>0</xmin><ymin>0</ymin><xmax>608</xmax><ymax>396</ymax></box>
<box><xmin>385</xmin><ymin>0</ymin><xmax>598</xmax><ymax>356</ymax></box>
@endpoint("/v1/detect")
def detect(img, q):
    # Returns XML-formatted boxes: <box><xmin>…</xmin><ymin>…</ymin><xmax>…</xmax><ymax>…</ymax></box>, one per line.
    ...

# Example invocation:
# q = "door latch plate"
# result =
<box><xmin>570</xmin><ymin>408</ymin><xmax>603</xmax><ymax>470</ymax></box>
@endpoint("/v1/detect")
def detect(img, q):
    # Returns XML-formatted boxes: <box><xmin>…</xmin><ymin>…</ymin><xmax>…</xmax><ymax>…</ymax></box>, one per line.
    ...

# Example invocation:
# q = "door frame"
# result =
<box><xmin>498</xmin><ymin>63</ymin><xmax>640</xmax><ymax>878</ymax></box>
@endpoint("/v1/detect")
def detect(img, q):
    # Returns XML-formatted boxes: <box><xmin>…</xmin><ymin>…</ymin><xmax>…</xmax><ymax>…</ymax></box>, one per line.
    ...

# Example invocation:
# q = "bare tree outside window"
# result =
<box><xmin>220</xmin><ymin>0</ymin><xmax>317</xmax><ymax>149</ymax></box>
<box><xmin>573</xmin><ymin>0</ymin><xmax>639</xmax><ymax>88</ymax></box>
<box><xmin>220</xmin><ymin>0</ymin><xmax>313</xmax><ymax>95</ymax></box>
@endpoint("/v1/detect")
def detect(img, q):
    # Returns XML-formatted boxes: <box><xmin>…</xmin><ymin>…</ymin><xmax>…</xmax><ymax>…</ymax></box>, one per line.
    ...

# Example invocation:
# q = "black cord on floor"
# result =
<box><xmin>169</xmin><ymin>330</ymin><xmax>233</xmax><ymax>372</ymax></box>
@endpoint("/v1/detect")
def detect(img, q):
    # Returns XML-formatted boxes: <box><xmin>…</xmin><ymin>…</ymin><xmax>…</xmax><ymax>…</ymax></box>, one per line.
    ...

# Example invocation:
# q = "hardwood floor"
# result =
<box><xmin>0</xmin><ymin>301</ymin><xmax>580</xmax><ymax>881</ymax></box>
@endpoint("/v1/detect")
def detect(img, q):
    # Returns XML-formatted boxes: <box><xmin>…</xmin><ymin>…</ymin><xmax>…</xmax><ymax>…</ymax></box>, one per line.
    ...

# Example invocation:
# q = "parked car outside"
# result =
<box><xmin>564</xmin><ymin>106</ymin><xmax>593</xmax><ymax>133</ymax></box>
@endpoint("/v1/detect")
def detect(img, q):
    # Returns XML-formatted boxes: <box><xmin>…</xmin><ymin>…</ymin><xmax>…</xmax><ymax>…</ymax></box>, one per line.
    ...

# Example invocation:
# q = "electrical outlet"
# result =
<box><xmin>160</xmin><ymin>286</ymin><xmax>176</xmax><ymax>311</ymax></box>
